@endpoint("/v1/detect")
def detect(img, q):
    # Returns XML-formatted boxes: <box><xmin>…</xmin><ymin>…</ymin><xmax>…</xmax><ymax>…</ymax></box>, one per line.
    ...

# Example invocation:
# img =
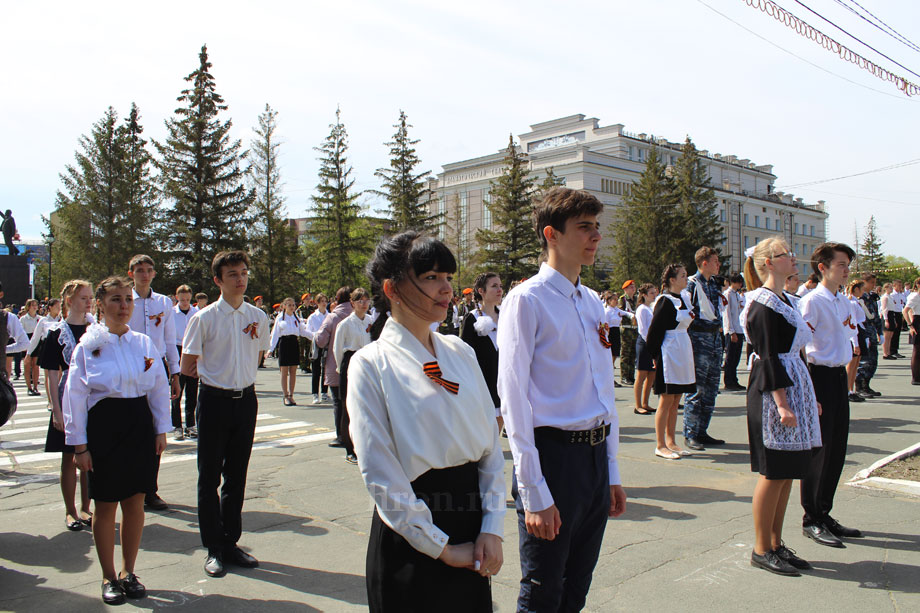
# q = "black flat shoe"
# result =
<box><xmin>825</xmin><ymin>517</ymin><xmax>862</xmax><ymax>538</ymax></box>
<box><xmin>66</xmin><ymin>517</ymin><xmax>83</xmax><ymax>531</ymax></box>
<box><xmin>223</xmin><ymin>546</ymin><xmax>259</xmax><ymax>568</ymax></box>
<box><xmin>774</xmin><ymin>543</ymin><xmax>811</xmax><ymax>569</ymax></box>
<box><xmin>848</xmin><ymin>392</ymin><xmax>865</xmax><ymax>403</ymax></box>
<box><xmin>79</xmin><ymin>513</ymin><xmax>93</xmax><ymax>528</ymax></box>
<box><xmin>803</xmin><ymin>523</ymin><xmax>844</xmax><ymax>548</ymax></box>
<box><xmin>119</xmin><ymin>573</ymin><xmax>146</xmax><ymax>599</ymax></box>
<box><xmin>864</xmin><ymin>387</ymin><xmax>881</xmax><ymax>397</ymax></box>
<box><xmin>204</xmin><ymin>553</ymin><xmax>226</xmax><ymax>577</ymax></box>
<box><xmin>751</xmin><ymin>550</ymin><xmax>800</xmax><ymax>576</ymax></box>
<box><xmin>613</xmin><ymin>381</ymin><xmax>623</xmax><ymax>388</ymax></box>
<box><xmin>102</xmin><ymin>580</ymin><xmax>126</xmax><ymax>605</ymax></box>
<box><xmin>144</xmin><ymin>495</ymin><xmax>168</xmax><ymax>511</ymax></box>
<box><xmin>633</xmin><ymin>407</ymin><xmax>654</xmax><ymax>415</ymax></box>
<box><xmin>684</xmin><ymin>438</ymin><xmax>705</xmax><ymax>451</ymax></box>
<box><xmin>698</xmin><ymin>434</ymin><xmax>725</xmax><ymax>445</ymax></box>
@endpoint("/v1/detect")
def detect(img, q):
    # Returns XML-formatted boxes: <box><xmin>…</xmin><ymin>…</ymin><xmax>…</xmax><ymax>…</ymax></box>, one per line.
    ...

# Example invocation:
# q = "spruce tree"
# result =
<box><xmin>373</xmin><ymin>110</ymin><xmax>439</xmax><ymax>233</ymax></box>
<box><xmin>859</xmin><ymin>216</ymin><xmax>886</xmax><ymax>274</ymax></box>
<box><xmin>672</xmin><ymin>137</ymin><xmax>724</xmax><ymax>273</ymax></box>
<box><xmin>474</xmin><ymin>135</ymin><xmax>540</xmax><ymax>287</ymax></box>
<box><xmin>307</xmin><ymin>107</ymin><xmax>372</xmax><ymax>291</ymax></box>
<box><xmin>536</xmin><ymin>167</ymin><xmax>564</xmax><ymax>197</ymax></box>
<box><xmin>155</xmin><ymin>44</ymin><xmax>253</xmax><ymax>292</ymax></box>
<box><xmin>119</xmin><ymin>103</ymin><xmax>162</xmax><ymax>262</ymax></box>
<box><xmin>248</xmin><ymin>104</ymin><xmax>300</xmax><ymax>303</ymax></box>
<box><xmin>609</xmin><ymin>147</ymin><xmax>681</xmax><ymax>287</ymax></box>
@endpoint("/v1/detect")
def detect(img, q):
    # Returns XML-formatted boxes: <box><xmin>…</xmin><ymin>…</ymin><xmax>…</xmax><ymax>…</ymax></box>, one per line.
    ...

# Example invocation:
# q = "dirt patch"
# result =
<box><xmin>873</xmin><ymin>453</ymin><xmax>920</xmax><ymax>481</ymax></box>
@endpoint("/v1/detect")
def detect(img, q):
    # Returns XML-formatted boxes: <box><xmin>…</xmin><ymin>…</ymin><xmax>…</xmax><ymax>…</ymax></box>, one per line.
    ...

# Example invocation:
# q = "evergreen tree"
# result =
<box><xmin>307</xmin><ymin>107</ymin><xmax>372</xmax><ymax>291</ymax></box>
<box><xmin>536</xmin><ymin>167</ymin><xmax>564</xmax><ymax>197</ymax></box>
<box><xmin>119</xmin><ymin>103</ymin><xmax>162</xmax><ymax>262</ymax></box>
<box><xmin>609</xmin><ymin>147</ymin><xmax>681</xmax><ymax>287</ymax></box>
<box><xmin>248</xmin><ymin>104</ymin><xmax>300</xmax><ymax>303</ymax></box>
<box><xmin>859</xmin><ymin>216</ymin><xmax>886</xmax><ymax>274</ymax></box>
<box><xmin>155</xmin><ymin>44</ymin><xmax>253</xmax><ymax>292</ymax></box>
<box><xmin>474</xmin><ymin>135</ymin><xmax>540</xmax><ymax>287</ymax></box>
<box><xmin>672</xmin><ymin>137</ymin><xmax>724</xmax><ymax>273</ymax></box>
<box><xmin>373</xmin><ymin>110</ymin><xmax>439</xmax><ymax>233</ymax></box>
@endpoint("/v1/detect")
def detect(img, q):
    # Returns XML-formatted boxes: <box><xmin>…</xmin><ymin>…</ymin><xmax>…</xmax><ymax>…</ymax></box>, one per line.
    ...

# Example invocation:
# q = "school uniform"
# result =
<box><xmin>497</xmin><ymin>263</ymin><xmax>620</xmax><ymax>612</ymax></box>
<box><xmin>173</xmin><ymin>304</ymin><xmax>200</xmax><ymax>431</ymax></box>
<box><xmin>27</xmin><ymin>313</ymin><xmax>62</xmax><ymax>358</ymax></box>
<box><xmin>332</xmin><ymin>312</ymin><xmax>372</xmax><ymax>457</ymax></box>
<box><xmin>722</xmin><ymin>287</ymin><xmax>745</xmax><ymax>387</ymax></box>
<box><xmin>182</xmin><ymin>297</ymin><xmax>270</xmax><ymax>556</ymax></box>
<box><xmin>269</xmin><ymin>312</ymin><xmax>308</xmax><ymax>367</ymax></box>
<box><xmin>634</xmin><ymin>303</ymin><xmax>655</xmax><ymax>372</ymax></box>
<box><xmin>459</xmin><ymin>307</ymin><xmax>500</xmax><ymax>413</ymax></box>
<box><xmin>885</xmin><ymin>291</ymin><xmax>906</xmax><ymax>356</ymax></box>
<box><xmin>16</xmin><ymin>313</ymin><xmax>39</xmax><ymax>375</ymax></box>
<box><xmin>798</xmin><ymin>284</ymin><xmax>856</xmax><ymax>531</ymax></box>
<box><xmin>646</xmin><ymin>292</ymin><xmax>697</xmax><ymax>396</ymax></box>
<box><xmin>62</xmin><ymin>324</ymin><xmax>172</xmax><ymax>501</ymax></box>
<box><xmin>303</xmin><ymin>309</ymin><xmax>329</xmax><ymax>396</ymax></box>
<box><xmin>348</xmin><ymin>318</ymin><xmax>504</xmax><ymax>612</ymax></box>
<box><xmin>41</xmin><ymin>315</ymin><xmax>94</xmax><ymax>453</ymax></box>
<box><xmin>741</xmin><ymin>289</ymin><xmax>822</xmax><ymax>479</ymax></box>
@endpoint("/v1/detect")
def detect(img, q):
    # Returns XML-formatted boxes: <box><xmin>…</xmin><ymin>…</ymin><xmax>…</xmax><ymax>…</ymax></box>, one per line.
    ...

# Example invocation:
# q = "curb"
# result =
<box><xmin>847</xmin><ymin>441</ymin><xmax>920</xmax><ymax>497</ymax></box>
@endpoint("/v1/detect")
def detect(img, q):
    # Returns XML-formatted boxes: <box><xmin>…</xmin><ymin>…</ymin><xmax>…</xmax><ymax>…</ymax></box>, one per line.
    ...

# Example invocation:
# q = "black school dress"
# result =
<box><xmin>459</xmin><ymin>311</ymin><xmax>500</xmax><ymax>410</ymax></box>
<box><xmin>41</xmin><ymin>323</ymin><xmax>87</xmax><ymax>453</ymax></box>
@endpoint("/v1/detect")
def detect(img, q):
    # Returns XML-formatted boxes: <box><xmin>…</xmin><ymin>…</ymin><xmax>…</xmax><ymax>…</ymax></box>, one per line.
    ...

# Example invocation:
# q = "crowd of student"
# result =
<box><xmin>2</xmin><ymin>186</ymin><xmax>919</xmax><ymax>609</ymax></box>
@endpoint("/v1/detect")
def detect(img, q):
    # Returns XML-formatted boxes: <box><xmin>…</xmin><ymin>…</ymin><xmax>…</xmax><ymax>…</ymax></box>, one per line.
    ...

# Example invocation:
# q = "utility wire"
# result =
<box><xmin>695</xmin><ymin>0</ymin><xmax>917</xmax><ymax>101</ymax></box>
<box><xmin>834</xmin><ymin>0</ymin><xmax>920</xmax><ymax>55</ymax></box>
<box><xmin>777</xmin><ymin>158</ymin><xmax>920</xmax><ymax>189</ymax></box>
<box><xmin>739</xmin><ymin>0</ymin><xmax>920</xmax><ymax>96</ymax></box>
<box><xmin>791</xmin><ymin>0</ymin><xmax>920</xmax><ymax>80</ymax></box>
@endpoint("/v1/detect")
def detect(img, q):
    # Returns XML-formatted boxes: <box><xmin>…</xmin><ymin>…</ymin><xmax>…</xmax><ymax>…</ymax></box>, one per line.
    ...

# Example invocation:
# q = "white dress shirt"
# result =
<box><xmin>799</xmin><ymin>283</ymin><xmax>854</xmax><ymax>367</ymax></box>
<box><xmin>636</xmin><ymin>304</ymin><xmax>653</xmax><ymax>340</ymax></box>
<box><xmin>497</xmin><ymin>262</ymin><xmax>620</xmax><ymax>513</ymax></box>
<box><xmin>268</xmin><ymin>312</ymin><xmax>308</xmax><ymax>352</ymax></box>
<box><xmin>604</xmin><ymin>305</ymin><xmax>631</xmax><ymax>328</ymax></box>
<box><xmin>797</xmin><ymin>283</ymin><xmax>814</xmax><ymax>297</ymax></box>
<box><xmin>20</xmin><ymin>313</ymin><xmax>40</xmax><ymax>335</ymax></box>
<box><xmin>722</xmin><ymin>288</ymin><xmax>744</xmax><ymax>335</ymax></box>
<box><xmin>173</xmin><ymin>304</ymin><xmax>199</xmax><ymax>347</ymax></box>
<box><xmin>62</xmin><ymin>324</ymin><xmax>172</xmax><ymax>445</ymax></box>
<box><xmin>906</xmin><ymin>291</ymin><xmax>920</xmax><ymax>313</ymax></box>
<box><xmin>6</xmin><ymin>312</ymin><xmax>29</xmax><ymax>353</ymax></box>
<box><xmin>27</xmin><ymin>313</ymin><xmax>62</xmax><ymax>354</ymax></box>
<box><xmin>303</xmin><ymin>309</ymin><xmax>328</xmax><ymax>340</ymax></box>
<box><xmin>332</xmin><ymin>312</ymin><xmax>372</xmax><ymax>373</ymax></box>
<box><xmin>129</xmin><ymin>288</ymin><xmax>180</xmax><ymax>376</ymax></box>
<box><xmin>348</xmin><ymin>318</ymin><xmax>504</xmax><ymax>559</ymax></box>
<box><xmin>182</xmin><ymin>296</ymin><xmax>271</xmax><ymax>390</ymax></box>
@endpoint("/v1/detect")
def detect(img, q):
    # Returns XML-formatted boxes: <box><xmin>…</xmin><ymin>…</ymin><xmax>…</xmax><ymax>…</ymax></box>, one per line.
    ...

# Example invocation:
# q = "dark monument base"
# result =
<box><xmin>0</xmin><ymin>255</ymin><xmax>31</xmax><ymax>308</ymax></box>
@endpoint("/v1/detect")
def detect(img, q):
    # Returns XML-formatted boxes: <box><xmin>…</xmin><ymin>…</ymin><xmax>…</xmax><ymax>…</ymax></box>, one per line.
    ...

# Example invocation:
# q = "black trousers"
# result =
<box><xmin>338</xmin><ymin>351</ymin><xmax>356</xmax><ymax>456</ymax></box>
<box><xmin>912</xmin><ymin>319</ymin><xmax>920</xmax><ymax>384</ymax></box>
<box><xmin>196</xmin><ymin>386</ymin><xmax>258</xmax><ymax>553</ymax></box>
<box><xmin>888</xmin><ymin>311</ymin><xmax>903</xmax><ymax>355</ymax></box>
<box><xmin>171</xmin><ymin>346</ymin><xmax>199</xmax><ymax>428</ymax></box>
<box><xmin>723</xmin><ymin>333</ymin><xmax>744</xmax><ymax>386</ymax></box>
<box><xmin>311</xmin><ymin>351</ymin><xmax>327</xmax><ymax>395</ymax></box>
<box><xmin>801</xmin><ymin>365</ymin><xmax>850</xmax><ymax>526</ymax></box>
<box><xmin>513</xmin><ymin>428</ymin><xmax>610</xmax><ymax>612</ymax></box>
<box><xmin>331</xmin><ymin>385</ymin><xmax>343</xmax><ymax>444</ymax></box>
<box><xmin>149</xmin><ymin>359</ymin><xmax>172</xmax><ymax>496</ymax></box>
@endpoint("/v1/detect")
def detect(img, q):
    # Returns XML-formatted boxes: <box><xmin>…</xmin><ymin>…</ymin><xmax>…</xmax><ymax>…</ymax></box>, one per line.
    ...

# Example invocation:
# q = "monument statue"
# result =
<box><xmin>1</xmin><ymin>210</ymin><xmax>19</xmax><ymax>256</ymax></box>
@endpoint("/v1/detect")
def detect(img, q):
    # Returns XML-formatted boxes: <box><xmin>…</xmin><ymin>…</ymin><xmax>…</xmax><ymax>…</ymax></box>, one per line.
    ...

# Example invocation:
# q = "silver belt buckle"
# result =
<box><xmin>590</xmin><ymin>425</ymin><xmax>606</xmax><ymax>446</ymax></box>
<box><xmin>231</xmin><ymin>389</ymin><xmax>244</xmax><ymax>399</ymax></box>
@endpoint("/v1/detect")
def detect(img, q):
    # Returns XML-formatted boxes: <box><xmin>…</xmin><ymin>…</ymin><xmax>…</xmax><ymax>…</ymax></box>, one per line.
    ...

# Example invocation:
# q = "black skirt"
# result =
<box><xmin>278</xmin><ymin>335</ymin><xmax>300</xmax><ymax>367</ymax></box>
<box><xmin>746</xmin><ymin>388</ymin><xmax>814</xmax><ymax>480</ymax></box>
<box><xmin>366</xmin><ymin>461</ymin><xmax>491</xmax><ymax>613</ymax></box>
<box><xmin>608</xmin><ymin>326</ymin><xmax>621</xmax><ymax>357</ymax></box>
<box><xmin>86</xmin><ymin>396</ymin><xmax>157</xmax><ymax>502</ymax></box>
<box><xmin>635</xmin><ymin>337</ymin><xmax>655</xmax><ymax>372</ymax></box>
<box><xmin>44</xmin><ymin>370</ymin><xmax>73</xmax><ymax>453</ymax></box>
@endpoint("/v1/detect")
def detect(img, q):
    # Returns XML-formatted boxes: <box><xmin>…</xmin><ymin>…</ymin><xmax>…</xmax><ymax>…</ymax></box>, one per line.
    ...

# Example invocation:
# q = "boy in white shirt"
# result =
<box><xmin>332</xmin><ymin>288</ymin><xmax>372</xmax><ymax>464</ymax></box>
<box><xmin>172</xmin><ymin>285</ymin><xmax>199</xmax><ymax>439</ymax></box>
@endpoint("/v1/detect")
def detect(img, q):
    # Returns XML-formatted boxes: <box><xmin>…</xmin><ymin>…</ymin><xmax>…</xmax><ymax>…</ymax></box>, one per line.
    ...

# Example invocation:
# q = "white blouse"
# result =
<box><xmin>269</xmin><ymin>312</ymin><xmax>308</xmax><ymax>352</ymax></box>
<box><xmin>332</xmin><ymin>312</ymin><xmax>372</xmax><ymax>374</ymax></box>
<box><xmin>303</xmin><ymin>309</ymin><xmax>328</xmax><ymax>340</ymax></box>
<box><xmin>20</xmin><ymin>313</ymin><xmax>40</xmax><ymax>335</ymax></box>
<box><xmin>27</xmin><ymin>313</ymin><xmax>62</xmax><ymax>354</ymax></box>
<box><xmin>605</xmin><ymin>305</ymin><xmax>631</xmax><ymax>328</ymax></box>
<box><xmin>635</xmin><ymin>303</ymin><xmax>653</xmax><ymax>340</ymax></box>
<box><xmin>348</xmin><ymin>318</ymin><xmax>505</xmax><ymax>559</ymax></box>
<box><xmin>62</xmin><ymin>324</ymin><xmax>172</xmax><ymax>446</ymax></box>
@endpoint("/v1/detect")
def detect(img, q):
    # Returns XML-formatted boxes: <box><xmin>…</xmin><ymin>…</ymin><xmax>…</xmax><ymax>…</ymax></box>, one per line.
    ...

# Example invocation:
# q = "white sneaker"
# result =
<box><xmin>312</xmin><ymin>394</ymin><xmax>321</xmax><ymax>404</ymax></box>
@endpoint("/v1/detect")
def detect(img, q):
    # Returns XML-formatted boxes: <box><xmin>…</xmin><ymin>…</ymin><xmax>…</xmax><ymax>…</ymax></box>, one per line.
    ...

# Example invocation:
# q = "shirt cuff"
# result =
<box><xmin>480</xmin><ymin>511</ymin><xmax>504</xmax><ymax>540</ymax></box>
<box><xmin>608</xmin><ymin>458</ymin><xmax>621</xmax><ymax>486</ymax></box>
<box><xmin>518</xmin><ymin>478</ymin><xmax>555</xmax><ymax>513</ymax></box>
<box><xmin>407</xmin><ymin>523</ymin><xmax>450</xmax><ymax>560</ymax></box>
<box><xmin>65</xmin><ymin>433</ymin><xmax>87</xmax><ymax>446</ymax></box>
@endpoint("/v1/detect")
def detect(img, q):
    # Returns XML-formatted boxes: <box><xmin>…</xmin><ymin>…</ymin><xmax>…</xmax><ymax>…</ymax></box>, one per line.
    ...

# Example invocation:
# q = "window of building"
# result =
<box><xmin>744</xmin><ymin>236</ymin><xmax>749</xmax><ymax>249</ymax></box>
<box><xmin>629</xmin><ymin>145</ymin><xmax>636</xmax><ymax>160</ymax></box>
<box><xmin>744</xmin><ymin>213</ymin><xmax>749</xmax><ymax>226</ymax></box>
<box><xmin>810</xmin><ymin>225</ymin><xmax>815</xmax><ymax>236</ymax></box>
<box><xmin>794</xmin><ymin>222</ymin><xmax>799</xmax><ymax>235</ymax></box>
<box><xmin>754</xmin><ymin>215</ymin><xmax>760</xmax><ymax>228</ymax></box>
<box><xmin>460</xmin><ymin>192</ymin><xmax>469</xmax><ymax>249</ymax></box>
<box><xmin>720</xmin><ymin>209</ymin><xmax>726</xmax><ymax>222</ymax></box>
<box><xmin>482</xmin><ymin>190</ymin><xmax>492</xmax><ymax>229</ymax></box>
<box><xmin>765</xmin><ymin>218</ymin><xmax>771</xmax><ymax>230</ymax></box>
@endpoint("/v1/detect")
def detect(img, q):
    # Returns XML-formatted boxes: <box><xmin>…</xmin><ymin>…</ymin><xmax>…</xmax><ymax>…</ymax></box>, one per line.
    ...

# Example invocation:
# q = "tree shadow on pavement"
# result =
<box><xmin>0</xmin><ymin>567</ymin><xmax>101</xmax><ymax>612</ymax></box>
<box><xmin>849</xmin><ymin>417</ymin><xmax>920</xmax><ymax>435</ymax></box>
<box><xmin>618</xmin><ymin>426</ymin><xmax>656</xmax><ymax>444</ymax></box>
<box><xmin>619</xmin><ymin>501</ymin><xmax>697</xmax><ymax>522</ymax></box>
<box><xmin>227</xmin><ymin>560</ymin><xmax>367</xmax><ymax>606</ymax></box>
<box><xmin>627</xmin><ymin>485</ymin><xmax>752</xmax><ymax>505</ymax></box>
<box><xmin>808</xmin><ymin>559</ymin><xmax>920</xmax><ymax>593</ymax></box>
<box><xmin>0</xmin><ymin>530</ymin><xmax>93</xmax><ymax>573</ymax></box>
<box><xmin>123</xmin><ymin>589</ymin><xmax>321</xmax><ymax>612</ymax></box>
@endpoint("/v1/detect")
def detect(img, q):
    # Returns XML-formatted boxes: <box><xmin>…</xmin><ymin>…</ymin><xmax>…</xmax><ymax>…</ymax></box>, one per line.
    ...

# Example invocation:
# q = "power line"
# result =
<box><xmin>790</xmin><ymin>0</ymin><xmax>920</xmax><ymax>80</ymax></box>
<box><xmin>739</xmin><ymin>0</ymin><xmax>920</xmax><ymax>96</ymax></box>
<box><xmin>776</xmin><ymin>157</ymin><xmax>920</xmax><ymax>189</ymax></box>
<box><xmin>694</xmin><ymin>0</ymin><xmax>917</xmax><ymax>101</ymax></box>
<box><xmin>833</xmin><ymin>0</ymin><xmax>920</xmax><ymax>55</ymax></box>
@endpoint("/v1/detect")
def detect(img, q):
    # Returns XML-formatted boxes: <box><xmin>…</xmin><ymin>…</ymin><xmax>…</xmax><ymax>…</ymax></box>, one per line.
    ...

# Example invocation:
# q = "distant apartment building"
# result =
<box><xmin>426</xmin><ymin>114</ymin><xmax>828</xmax><ymax>276</ymax></box>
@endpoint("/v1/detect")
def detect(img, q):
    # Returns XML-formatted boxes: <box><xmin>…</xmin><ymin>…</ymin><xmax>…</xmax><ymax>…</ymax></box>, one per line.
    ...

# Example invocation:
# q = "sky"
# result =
<box><xmin>2</xmin><ymin>0</ymin><xmax>919</xmax><ymax>261</ymax></box>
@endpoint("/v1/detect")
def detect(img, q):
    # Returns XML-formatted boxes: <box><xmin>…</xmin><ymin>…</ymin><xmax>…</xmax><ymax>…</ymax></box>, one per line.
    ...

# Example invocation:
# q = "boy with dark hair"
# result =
<box><xmin>798</xmin><ymin>242</ymin><xmax>862</xmax><ymax>548</ymax></box>
<box><xmin>722</xmin><ymin>273</ymin><xmax>746</xmax><ymax>391</ymax></box>
<box><xmin>181</xmin><ymin>250</ymin><xmax>270</xmax><ymax>577</ymax></box>
<box><xmin>173</xmin><ymin>285</ymin><xmax>199</xmax><ymax>440</ymax></box>
<box><xmin>499</xmin><ymin>187</ymin><xmax>626</xmax><ymax>611</ymax></box>
<box><xmin>195</xmin><ymin>292</ymin><xmax>209</xmax><ymax>308</ymax></box>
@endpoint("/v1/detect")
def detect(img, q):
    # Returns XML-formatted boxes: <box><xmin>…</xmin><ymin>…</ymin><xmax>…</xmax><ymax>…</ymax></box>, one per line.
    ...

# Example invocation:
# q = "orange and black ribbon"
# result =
<box><xmin>243</xmin><ymin>322</ymin><xmax>259</xmax><ymax>339</ymax></box>
<box><xmin>598</xmin><ymin>322</ymin><xmax>611</xmax><ymax>349</ymax></box>
<box><xmin>149</xmin><ymin>312</ymin><xmax>164</xmax><ymax>327</ymax></box>
<box><xmin>423</xmin><ymin>361</ymin><xmax>460</xmax><ymax>394</ymax></box>
<box><xmin>143</xmin><ymin>357</ymin><xmax>154</xmax><ymax>372</ymax></box>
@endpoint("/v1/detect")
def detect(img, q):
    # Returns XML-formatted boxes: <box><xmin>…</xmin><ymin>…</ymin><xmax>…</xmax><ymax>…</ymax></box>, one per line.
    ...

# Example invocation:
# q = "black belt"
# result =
<box><xmin>536</xmin><ymin>424</ymin><xmax>611</xmax><ymax>446</ymax></box>
<box><xmin>200</xmin><ymin>383</ymin><xmax>255</xmax><ymax>399</ymax></box>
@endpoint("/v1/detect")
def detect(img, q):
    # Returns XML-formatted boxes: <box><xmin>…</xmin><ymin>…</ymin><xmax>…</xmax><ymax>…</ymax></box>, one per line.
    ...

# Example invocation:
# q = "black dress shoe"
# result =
<box><xmin>802</xmin><ymin>523</ymin><xmax>844</xmax><ymax>548</ymax></box>
<box><xmin>698</xmin><ymin>434</ymin><xmax>725</xmax><ymax>445</ymax></box>
<box><xmin>613</xmin><ymin>380</ymin><xmax>623</xmax><ymax>388</ymax></box>
<box><xmin>327</xmin><ymin>439</ymin><xmax>345</xmax><ymax>448</ymax></box>
<box><xmin>205</xmin><ymin>553</ymin><xmax>226</xmax><ymax>577</ymax></box>
<box><xmin>684</xmin><ymin>438</ymin><xmax>705</xmax><ymax>451</ymax></box>
<box><xmin>894</xmin><ymin>353</ymin><xmax>906</xmax><ymax>359</ymax></box>
<box><xmin>825</xmin><ymin>517</ymin><xmax>862</xmax><ymax>538</ymax></box>
<box><xmin>848</xmin><ymin>392</ymin><xmax>865</xmax><ymax>403</ymax></box>
<box><xmin>751</xmin><ymin>550</ymin><xmax>800</xmax><ymax>576</ymax></box>
<box><xmin>882</xmin><ymin>355</ymin><xmax>897</xmax><ymax>360</ymax></box>
<box><xmin>774</xmin><ymin>543</ymin><xmax>811</xmax><ymax>569</ymax></box>
<box><xmin>723</xmin><ymin>383</ymin><xmax>746</xmax><ymax>391</ymax></box>
<box><xmin>864</xmin><ymin>387</ymin><xmax>881</xmax><ymax>397</ymax></box>
<box><xmin>102</xmin><ymin>580</ymin><xmax>126</xmax><ymax>605</ymax></box>
<box><xmin>119</xmin><ymin>572</ymin><xmax>146</xmax><ymax>599</ymax></box>
<box><xmin>144</xmin><ymin>494</ymin><xmax>168</xmax><ymax>511</ymax></box>
<box><xmin>223</xmin><ymin>546</ymin><xmax>259</xmax><ymax>568</ymax></box>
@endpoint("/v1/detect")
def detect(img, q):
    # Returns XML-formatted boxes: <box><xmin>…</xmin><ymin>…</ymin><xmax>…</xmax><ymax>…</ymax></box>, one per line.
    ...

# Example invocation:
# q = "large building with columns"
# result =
<box><xmin>426</xmin><ymin>114</ymin><xmax>828</xmax><ymax>276</ymax></box>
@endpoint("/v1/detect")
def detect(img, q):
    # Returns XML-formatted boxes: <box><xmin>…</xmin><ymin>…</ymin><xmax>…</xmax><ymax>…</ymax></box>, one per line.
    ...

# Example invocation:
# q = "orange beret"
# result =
<box><xmin>622</xmin><ymin>280</ymin><xmax>635</xmax><ymax>289</ymax></box>
<box><xmin>254</xmin><ymin>295</ymin><xmax>263</xmax><ymax>301</ymax></box>
<box><xmin>301</xmin><ymin>293</ymin><xmax>310</xmax><ymax>302</ymax></box>
<box><xmin>462</xmin><ymin>288</ymin><xmax>473</xmax><ymax>295</ymax></box>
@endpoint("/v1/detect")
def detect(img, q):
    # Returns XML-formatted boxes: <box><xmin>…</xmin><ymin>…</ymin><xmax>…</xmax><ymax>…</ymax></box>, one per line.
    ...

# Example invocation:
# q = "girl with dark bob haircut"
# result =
<box><xmin>350</xmin><ymin>231</ymin><xmax>505</xmax><ymax>612</ymax></box>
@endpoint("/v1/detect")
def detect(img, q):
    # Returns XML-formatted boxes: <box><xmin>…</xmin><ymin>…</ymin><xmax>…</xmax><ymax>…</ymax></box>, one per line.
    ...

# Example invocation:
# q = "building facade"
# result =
<box><xmin>426</xmin><ymin>114</ymin><xmax>828</xmax><ymax>276</ymax></box>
